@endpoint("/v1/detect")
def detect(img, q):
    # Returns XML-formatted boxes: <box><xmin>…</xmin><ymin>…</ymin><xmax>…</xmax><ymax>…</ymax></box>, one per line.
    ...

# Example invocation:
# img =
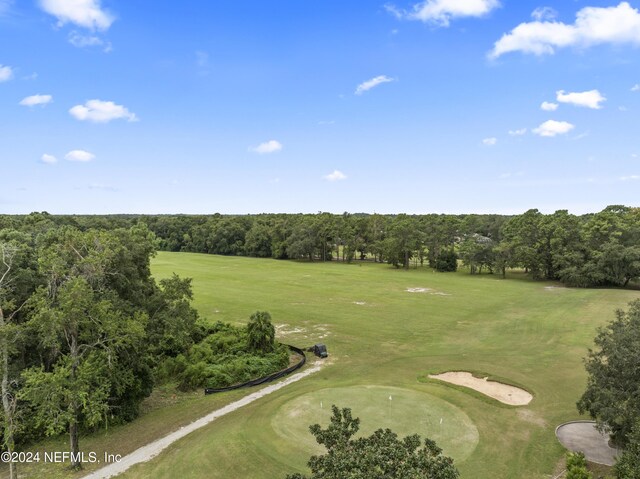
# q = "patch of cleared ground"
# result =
<box><xmin>276</xmin><ymin>323</ymin><xmax>331</xmax><ymax>342</ymax></box>
<box><xmin>275</xmin><ymin>324</ymin><xmax>307</xmax><ymax>336</ymax></box>
<box><xmin>429</xmin><ymin>372</ymin><xmax>533</xmax><ymax>406</ymax></box>
<box><xmin>406</xmin><ymin>287</ymin><xmax>451</xmax><ymax>296</ymax></box>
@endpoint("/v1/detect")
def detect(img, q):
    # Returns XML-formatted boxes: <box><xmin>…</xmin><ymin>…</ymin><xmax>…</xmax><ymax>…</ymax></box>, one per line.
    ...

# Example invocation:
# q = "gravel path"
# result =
<box><xmin>81</xmin><ymin>362</ymin><xmax>323</xmax><ymax>479</ymax></box>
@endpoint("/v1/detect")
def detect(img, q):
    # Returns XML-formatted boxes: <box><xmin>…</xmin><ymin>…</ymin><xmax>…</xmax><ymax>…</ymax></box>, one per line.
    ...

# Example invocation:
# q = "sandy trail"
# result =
<box><xmin>429</xmin><ymin>371</ymin><xmax>532</xmax><ymax>406</ymax></box>
<box><xmin>81</xmin><ymin>362</ymin><xmax>323</xmax><ymax>479</ymax></box>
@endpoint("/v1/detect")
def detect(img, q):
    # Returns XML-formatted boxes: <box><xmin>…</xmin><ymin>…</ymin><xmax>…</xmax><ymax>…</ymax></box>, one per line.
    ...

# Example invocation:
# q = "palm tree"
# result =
<box><xmin>247</xmin><ymin>311</ymin><xmax>275</xmax><ymax>353</ymax></box>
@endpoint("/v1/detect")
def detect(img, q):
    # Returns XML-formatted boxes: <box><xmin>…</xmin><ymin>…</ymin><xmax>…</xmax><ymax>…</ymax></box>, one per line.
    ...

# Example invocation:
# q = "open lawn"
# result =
<box><xmin>8</xmin><ymin>252</ymin><xmax>638</xmax><ymax>479</ymax></box>
<box><xmin>117</xmin><ymin>252</ymin><xmax>638</xmax><ymax>479</ymax></box>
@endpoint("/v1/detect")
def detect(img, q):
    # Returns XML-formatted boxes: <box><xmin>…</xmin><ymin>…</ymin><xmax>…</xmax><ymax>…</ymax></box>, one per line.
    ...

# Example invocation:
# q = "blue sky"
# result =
<box><xmin>1</xmin><ymin>0</ymin><xmax>639</xmax><ymax>215</ymax></box>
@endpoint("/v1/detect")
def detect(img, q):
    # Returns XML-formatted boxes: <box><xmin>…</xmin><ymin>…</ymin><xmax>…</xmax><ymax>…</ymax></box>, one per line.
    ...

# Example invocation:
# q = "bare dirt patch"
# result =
<box><xmin>544</xmin><ymin>286</ymin><xmax>565</xmax><ymax>291</ymax></box>
<box><xmin>406</xmin><ymin>287</ymin><xmax>451</xmax><ymax>296</ymax></box>
<box><xmin>275</xmin><ymin>324</ymin><xmax>307</xmax><ymax>336</ymax></box>
<box><xmin>429</xmin><ymin>372</ymin><xmax>532</xmax><ymax>406</ymax></box>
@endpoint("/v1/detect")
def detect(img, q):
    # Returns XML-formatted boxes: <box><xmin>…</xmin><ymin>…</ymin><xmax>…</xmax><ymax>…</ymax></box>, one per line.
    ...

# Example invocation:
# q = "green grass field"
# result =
<box><xmin>10</xmin><ymin>251</ymin><xmax>638</xmax><ymax>479</ymax></box>
<box><xmin>116</xmin><ymin>252</ymin><xmax>638</xmax><ymax>479</ymax></box>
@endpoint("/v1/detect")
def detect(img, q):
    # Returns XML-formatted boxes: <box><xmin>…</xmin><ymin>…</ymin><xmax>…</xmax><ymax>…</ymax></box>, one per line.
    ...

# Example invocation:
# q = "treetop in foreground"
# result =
<box><xmin>578</xmin><ymin>300</ymin><xmax>640</xmax><ymax>447</ymax></box>
<box><xmin>286</xmin><ymin>405</ymin><xmax>459</xmax><ymax>479</ymax></box>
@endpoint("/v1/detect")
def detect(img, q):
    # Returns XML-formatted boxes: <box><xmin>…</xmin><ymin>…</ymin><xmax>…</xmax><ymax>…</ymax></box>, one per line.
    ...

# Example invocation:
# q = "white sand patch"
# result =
<box><xmin>544</xmin><ymin>286</ymin><xmax>564</xmax><ymax>291</ymax></box>
<box><xmin>429</xmin><ymin>372</ymin><xmax>532</xmax><ymax>406</ymax></box>
<box><xmin>353</xmin><ymin>301</ymin><xmax>366</xmax><ymax>305</ymax></box>
<box><xmin>275</xmin><ymin>324</ymin><xmax>307</xmax><ymax>336</ymax></box>
<box><xmin>81</xmin><ymin>362</ymin><xmax>324</xmax><ymax>479</ymax></box>
<box><xmin>406</xmin><ymin>287</ymin><xmax>450</xmax><ymax>296</ymax></box>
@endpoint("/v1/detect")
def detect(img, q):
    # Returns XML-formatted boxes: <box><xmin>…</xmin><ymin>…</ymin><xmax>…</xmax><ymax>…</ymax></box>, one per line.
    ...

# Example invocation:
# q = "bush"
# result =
<box><xmin>158</xmin><ymin>319</ymin><xmax>290</xmax><ymax>391</ymax></box>
<box><xmin>435</xmin><ymin>250</ymin><xmax>458</xmax><ymax>272</ymax></box>
<box><xmin>566</xmin><ymin>452</ymin><xmax>592</xmax><ymax>479</ymax></box>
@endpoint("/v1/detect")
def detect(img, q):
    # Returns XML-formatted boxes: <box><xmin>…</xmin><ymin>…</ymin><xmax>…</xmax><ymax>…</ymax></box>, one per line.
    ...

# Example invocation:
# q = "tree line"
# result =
<box><xmin>2</xmin><ymin>205</ymin><xmax>638</xmax><ymax>287</ymax></box>
<box><xmin>0</xmin><ymin>215</ymin><xmax>297</xmax><ymax>477</ymax></box>
<box><xmin>0</xmin><ymin>219</ymin><xmax>206</xmax><ymax>476</ymax></box>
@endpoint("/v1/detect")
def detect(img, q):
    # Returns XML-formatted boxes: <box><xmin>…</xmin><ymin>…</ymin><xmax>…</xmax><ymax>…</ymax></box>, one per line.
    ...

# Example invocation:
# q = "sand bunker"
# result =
<box><xmin>429</xmin><ymin>372</ymin><xmax>532</xmax><ymax>406</ymax></box>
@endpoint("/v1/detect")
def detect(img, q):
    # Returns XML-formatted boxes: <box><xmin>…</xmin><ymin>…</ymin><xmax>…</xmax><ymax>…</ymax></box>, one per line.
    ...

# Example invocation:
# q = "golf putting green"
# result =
<box><xmin>271</xmin><ymin>385</ymin><xmax>479</xmax><ymax>463</ymax></box>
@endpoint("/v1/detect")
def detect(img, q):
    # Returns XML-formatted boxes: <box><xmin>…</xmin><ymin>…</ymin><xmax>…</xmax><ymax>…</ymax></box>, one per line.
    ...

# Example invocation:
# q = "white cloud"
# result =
<box><xmin>0</xmin><ymin>65</ymin><xmax>13</xmax><ymax>82</ymax></box>
<box><xmin>386</xmin><ymin>0</ymin><xmax>500</xmax><ymax>27</ymax></box>
<box><xmin>508</xmin><ymin>128</ymin><xmax>527</xmax><ymax>136</ymax></box>
<box><xmin>88</xmin><ymin>183</ymin><xmax>117</xmax><ymax>191</ymax></box>
<box><xmin>355</xmin><ymin>75</ymin><xmax>395</xmax><ymax>95</ymax></box>
<box><xmin>41</xmin><ymin>153</ymin><xmax>57</xmax><ymax>164</ymax></box>
<box><xmin>0</xmin><ymin>0</ymin><xmax>13</xmax><ymax>16</ymax></box>
<box><xmin>69</xmin><ymin>99</ymin><xmax>138</xmax><ymax>123</ymax></box>
<box><xmin>490</xmin><ymin>2</ymin><xmax>640</xmax><ymax>59</ymax></box>
<box><xmin>68</xmin><ymin>31</ymin><xmax>111</xmax><ymax>51</ymax></box>
<box><xmin>65</xmin><ymin>150</ymin><xmax>95</xmax><ymax>162</ymax></box>
<box><xmin>556</xmin><ymin>89</ymin><xmax>605</xmax><ymax>109</ymax></box>
<box><xmin>531</xmin><ymin>6</ymin><xmax>557</xmax><ymax>22</ymax></box>
<box><xmin>196</xmin><ymin>51</ymin><xmax>209</xmax><ymax>68</ymax></box>
<box><xmin>249</xmin><ymin>140</ymin><xmax>282</xmax><ymax>154</ymax></box>
<box><xmin>572</xmin><ymin>131</ymin><xmax>590</xmax><ymax>140</ymax></box>
<box><xmin>39</xmin><ymin>0</ymin><xmax>114</xmax><ymax>30</ymax></box>
<box><xmin>482</xmin><ymin>137</ymin><xmax>497</xmax><ymax>146</ymax></box>
<box><xmin>323</xmin><ymin>170</ymin><xmax>347</xmax><ymax>181</ymax></box>
<box><xmin>631</xmin><ymin>84</ymin><xmax>640</xmax><ymax>91</ymax></box>
<box><xmin>620</xmin><ymin>175</ymin><xmax>640</xmax><ymax>181</ymax></box>
<box><xmin>20</xmin><ymin>94</ymin><xmax>53</xmax><ymax>107</ymax></box>
<box><xmin>533</xmin><ymin>120</ymin><xmax>575</xmax><ymax>137</ymax></box>
<box><xmin>541</xmin><ymin>101</ymin><xmax>558</xmax><ymax>111</ymax></box>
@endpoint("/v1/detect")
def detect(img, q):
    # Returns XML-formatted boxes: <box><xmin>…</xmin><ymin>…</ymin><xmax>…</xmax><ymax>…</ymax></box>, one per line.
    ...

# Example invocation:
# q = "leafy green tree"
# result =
<box><xmin>287</xmin><ymin>217</ymin><xmax>320</xmax><ymax>261</ymax></box>
<box><xmin>247</xmin><ymin>311</ymin><xmax>276</xmax><ymax>353</ymax></box>
<box><xmin>0</xmin><ymin>231</ymin><xmax>39</xmax><ymax>479</ymax></box>
<box><xmin>146</xmin><ymin>274</ymin><xmax>200</xmax><ymax>360</ymax></box>
<box><xmin>245</xmin><ymin>221</ymin><xmax>273</xmax><ymax>258</ymax></box>
<box><xmin>285</xmin><ymin>405</ymin><xmax>459</xmax><ymax>479</ymax></box>
<box><xmin>435</xmin><ymin>250</ymin><xmax>458</xmax><ymax>272</ymax></box>
<box><xmin>615</xmin><ymin>421</ymin><xmax>640</xmax><ymax>478</ymax></box>
<box><xmin>382</xmin><ymin>215</ymin><xmax>422</xmax><ymax>269</ymax></box>
<box><xmin>577</xmin><ymin>300</ymin><xmax>640</xmax><ymax>446</ymax></box>
<box><xmin>458</xmin><ymin>234</ymin><xmax>495</xmax><ymax>274</ymax></box>
<box><xmin>22</xmin><ymin>278</ymin><xmax>146</xmax><ymax>469</ymax></box>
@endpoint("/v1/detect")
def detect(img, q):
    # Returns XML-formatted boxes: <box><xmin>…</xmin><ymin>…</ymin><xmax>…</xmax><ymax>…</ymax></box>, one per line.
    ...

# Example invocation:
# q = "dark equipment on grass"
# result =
<box><xmin>309</xmin><ymin>343</ymin><xmax>328</xmax><ymax>358</ymax></box>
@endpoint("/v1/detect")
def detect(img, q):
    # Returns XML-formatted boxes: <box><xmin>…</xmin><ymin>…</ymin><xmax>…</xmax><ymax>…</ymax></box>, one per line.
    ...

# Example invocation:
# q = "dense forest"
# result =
<box><xmin>0</xmin><ymin>218</ymin><xmax>286</xmax><ymax>475</ymax></box>
<box><xmin>2</xmin><ymin>205</ymin><xmax>638</xmax><ymax>287</ymax></box>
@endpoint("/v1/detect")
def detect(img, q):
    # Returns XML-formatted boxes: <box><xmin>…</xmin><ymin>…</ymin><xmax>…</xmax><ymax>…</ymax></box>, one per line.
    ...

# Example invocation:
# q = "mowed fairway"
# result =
<box><xmin>120</xmin><ymin>252</ymin><xmax>640</xmax><ymax>479</ymax></box>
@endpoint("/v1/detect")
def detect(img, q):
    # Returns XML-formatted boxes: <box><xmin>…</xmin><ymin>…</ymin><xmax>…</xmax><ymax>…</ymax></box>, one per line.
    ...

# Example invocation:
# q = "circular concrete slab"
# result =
<box><xmin>556</xmin><ymin>421</ymin><xmax>621</xmax><ymax>466</ymax></box>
